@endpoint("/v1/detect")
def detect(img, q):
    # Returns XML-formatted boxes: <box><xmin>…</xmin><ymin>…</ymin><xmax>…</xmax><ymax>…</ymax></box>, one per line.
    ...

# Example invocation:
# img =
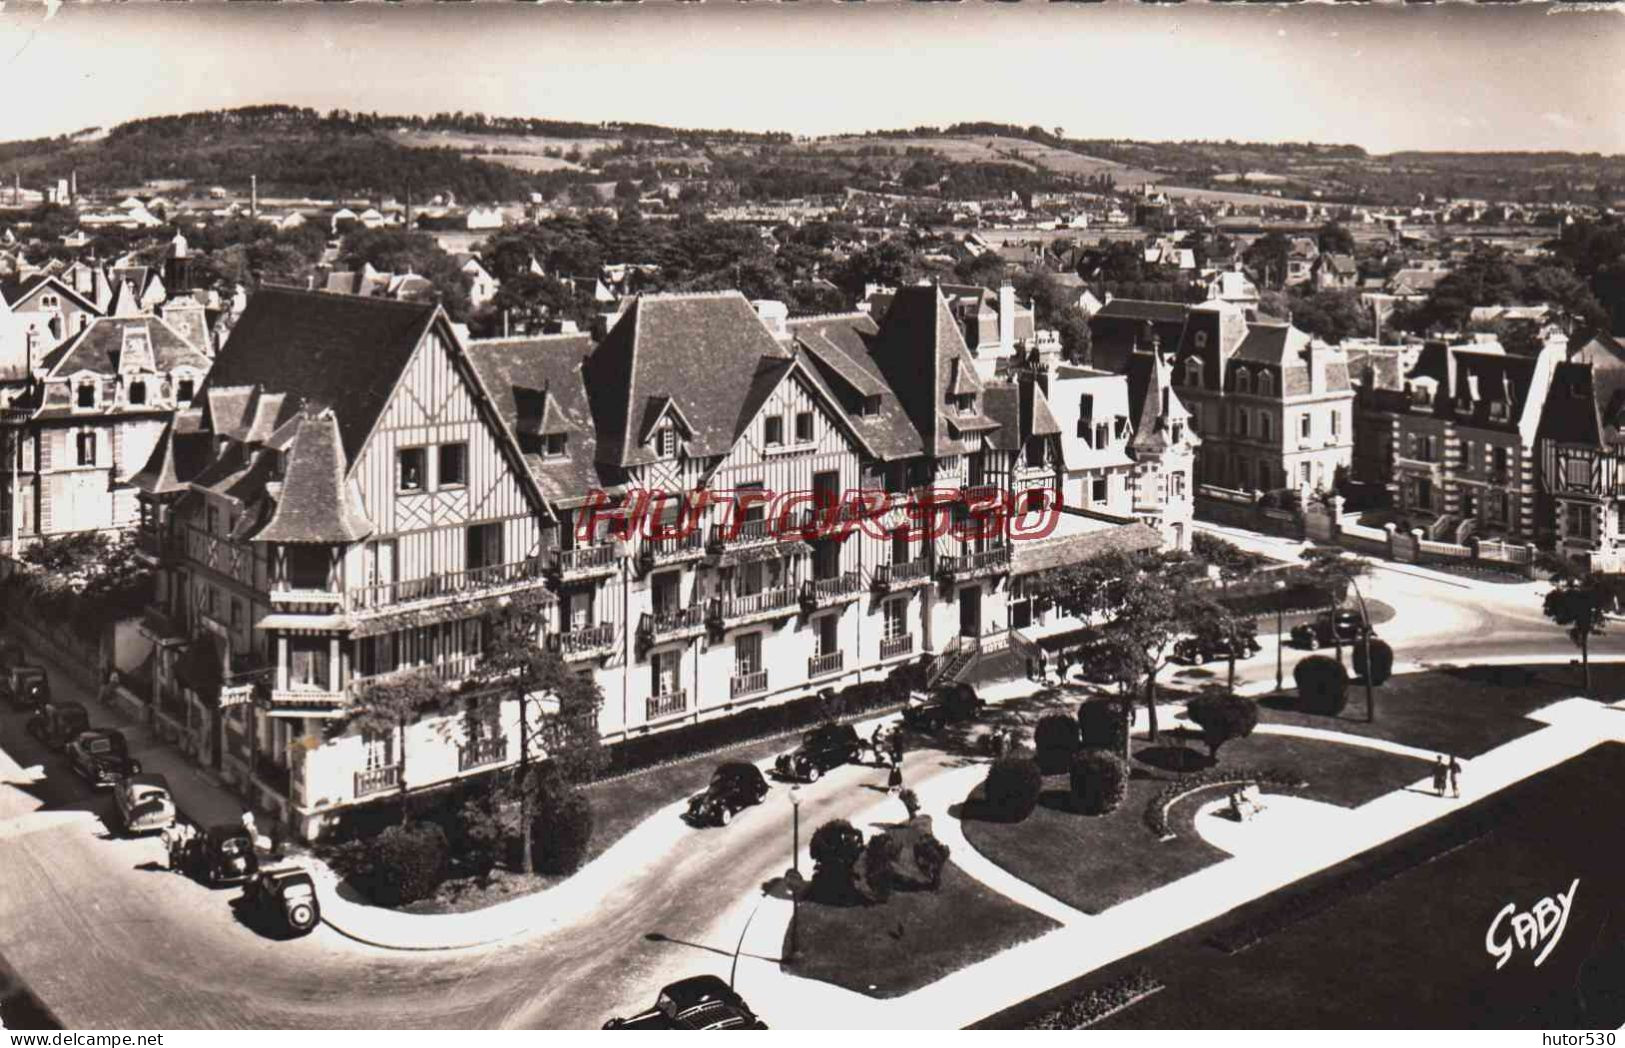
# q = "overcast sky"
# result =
<box><xmin>1</xmin><ymin>0</ymin><xmax>1620</xmax><ymax>154</ymax></box>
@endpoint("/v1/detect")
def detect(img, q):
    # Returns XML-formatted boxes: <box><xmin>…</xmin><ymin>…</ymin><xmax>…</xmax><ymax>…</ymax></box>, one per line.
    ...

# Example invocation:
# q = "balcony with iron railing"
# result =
<box><xmin>935</xmin><ymin>544</ymin><xmax>1011</xmax><ymax>581</ymax></box>
<box><xmin>547</xmin><ymin>543</ymin><xmax>621</xmax><ymax>583</ymax></box>
<box><xmin>458</xmin><ymin>735</ymin><xmax>509</xmax><ymax>772</ymax></box>
<box><xmin>731</xmin><ymin>668</ymin><xmax>769</xmax><ymax>699</ymax></box>
<box><xmin>799</xmin><ymin>571</ymin><xmax>863</xmax><ymax>612</ymax></box>
<box><xmin>350</xmin><ymin>653</ymin><xmax>482</xmax><ymax>693</ymax></box>
<box><xmin>871</xmin><ymin>558</ymin><xmax>933</xmax><ymax>592</ymax></box>
<box><xmin>707</xmin><ymin>585</ymin><xmax>800</xmax><ymax>629</ymax></box>
<box><xmin>349</xmin><ymin>556</ymin><xmax>550</xmax><ymax>613</ymax></box>
<box><xmin>646</xmin><ymin>690</ymin><xmax>688</xmax><ymax>721</ymax></box>
<box><xmin>638</xmin><ymin>606</ymin><xmax>708</xmax><ymax>648</ymax></box>
<box><xmin>549</xmin><ymin>622</ymin><xmax>617</xmax><ymax>661</ymax></box>
<box><xmin>879</xmin><ymin>633</ymin><xmax>915</xmax><ymax>661</ymax></box>
<box><xmin>638</xmin><ymin>529</ymin><xmax>706</xmax><ymax>571</ymax></box>
<box><xmin>354</xmin><ymin>764</ymin><xmax>402</xmax><ymax>799</ymax></box>
<box><xmin>808</xmin><ymin>650</ymin><xmax>845</xmax><ymax>678</ymax></box>
<box><xmin>707</xmin><ymin>510</ymin><xmax>821</xmax><ymax>556</ymax></box>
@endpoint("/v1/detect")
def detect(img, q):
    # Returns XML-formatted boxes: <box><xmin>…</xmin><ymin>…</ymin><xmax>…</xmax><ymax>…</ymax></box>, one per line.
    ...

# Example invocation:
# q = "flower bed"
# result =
<box><xmin>1021</xmin><ymin>969</ymin><xmax>1166</xmax><ymax>1030</ymax></box>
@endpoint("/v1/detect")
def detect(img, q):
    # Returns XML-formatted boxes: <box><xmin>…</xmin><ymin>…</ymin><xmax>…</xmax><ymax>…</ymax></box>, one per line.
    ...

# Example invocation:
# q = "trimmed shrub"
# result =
<box><xmin>809</xmin><ymin>819</ymin><xmax>866</xmax><ymax>903</ymax></box>
<box><xmin>899</xmin><ymin>787</ymin><xmax>921</xmax><ymax>820</ymax></box>
<box><xmin>981</xmin><ymin>756</ymin><xmax>1044</xmax><ymax>822</ymax></box>
<box><xmin>1068</xmin><ymin>750</ymin><xmax>1129</xmax><ymax>815</ymax></box>
<box><xmin>913</xmin><ymin>833</ymin><xmax>950</xmax><ymax>890</ymax></box>
<box><xmin>1353</xmin><ymin>638</ymin><xmax>1395</xmax><ymax>687</ymax></box>
<box><xmin>332</xmin><ymin>822</ymin><xmax>451</xmax><ymax>907</ymax></box>
<box><xmin>1184</xmin><ymin>693</ymin><xmax>1260</xmax><ymax>760</ymax></box>
<box><xmin>1034</xmin><ymin>713</ymin><xmax>1081</xmax><ymax>774</ymax></box>
<box><xmin>860</xmin><ymin>830</ymin><xmax>903</xmax><ymax>903</ymax></box>
<box><xmin>1077</xmin><ymin>698</ymin><xmax>1129</xmax><ymax>754</ymax></box>
<box><xmin>531</xmin><ymin>787</ymin><xmax>594</xmax><ymax>875</ymax></box>
<box><xmin>860</xmin><ymin>821</ymin><xmax>952</xmax><ymax>902</ymax></box>
<box><xmin>1293</xmin><ymin>654</ymin><xmax>1350</xmax><ymax>715</ymax></box>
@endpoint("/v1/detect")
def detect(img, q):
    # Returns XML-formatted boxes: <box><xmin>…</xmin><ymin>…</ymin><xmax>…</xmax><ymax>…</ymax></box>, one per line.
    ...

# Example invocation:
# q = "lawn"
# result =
<box><xmin>960</xmin><ymin>728</ymin><xmax>1432</xmax><ymax>915</ymax></box>
<box><xmin>1040</xmin><ymin>742</ymin><xmax>1625</xmax><ymax>1030</ymax></box>
<box><xmin>783</xmin><ymin>860</ymin><xmax>1059</xmax><ymax>999</ymax></box>
<box><xmin>1258</xmin><ymin>662</ymin><xmax>1625</xmax><ymax>759</ymax></box>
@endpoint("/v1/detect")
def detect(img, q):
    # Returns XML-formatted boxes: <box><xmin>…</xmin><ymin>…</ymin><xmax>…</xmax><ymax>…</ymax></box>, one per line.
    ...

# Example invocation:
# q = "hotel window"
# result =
<box><xmin>438</xmin><ymin>443</ymin><xmax>467</xmax><ymax>487</ymax></box>
<box><xmin>545</xmin><ymin>433</ymin><xmax>568</xmax><ymax>458</ymax></box>
<box><xmin>1235</xmin><ymin>409</ymin><xmax>1250</xmax><ymax>437</ymax></box>
<box><xmin>891</xmin><ymin>527</ymin><xmax>911</xmax><ymax>567</ymax></box>
<box><xmin>288</xmin><ymin>637</ymin><xmax>330</xmax><ymax>691</ymax></box>
<box><xmin>76</xmin><ymin>382</ymin><xmax>96</xmax><ymax>409</ymax></box>
<box><xmin>763</xmin><ymin>415</ymin><xmax>784</xmax><ymax>447</ymax></box>
<box><xmin>1330</xmin><ymin>411</ymin><xmax>1341</xmax><ymax>438</ymax></box>
<box><xmin>651</xmin><ymin>650</ymin><xmax>680</xmax><ymax>699</ymax></box>
<box><xmin>1260</xmin><ymin>413</ymin><xmax>1273</xmax><ymax>441</ymax></box>
<box><xmin>127</xmin><ymin>381</ymin><xmax>147</xmax><ymax>406</ymax></box>
<box><xmin>736</xmin><ymin>632</ymin><xmax>762</xmax><ymax>676</ymax></box>
<box><xmin>177</xmin><ymin>378</ymin><xmax>195</xmax><ymax>403</ymax></box>
<box><xmin>1094</xmin><ymin>422</ymin><xmax>1109</xmax><ymax>449</ymax></box>
<box><xmin>1171</xmin><ymin>472</ymin><xmax>1186</xmax><ymax>498</ymax></box>
<box><xmin>1565</xmin><ymin>456</ymin><xmax>1590</xmax><ymax>488</ymax></box>
<box><xmin>655</xmin><ymin>427</ymin><xmax>676</xmax><ymax>458</ymax></box>
<box><xmin>1300</xmin><ymin>413</ymin><xmax>1312</xmax><ymax>440</ymax></box>
<box><xmin>76</xmin><ymin>432</ymin><xmax>96</xmax><ymax>466</ymax></box>
<box><xmin>1568</xmin><ymin>503</ymin><xmax>1593</xmax><ymax>541</ymax></box>
<box><xmin>1493</xmin><ymin>446</ymin><xmax>1509</xmax><ymax>480</ymax></box>
<box><xmin>1235</xmin><ymin>368</ymin><xmax>1251</xmax><ymax>394</ymax></box>
<box><xmin>1024</xmin><ymin>437</ymin><xmax>1045</xmax><ymax>468</ymax></box>
<box><xmin>1300</xmin><ymin>462</ymin><xmax>1313</xmax><ymax>486</ymax></box>
<box><xmin>1184</xmin><ymin>358</ymin><xmax>1202</xmax><ymax>389</ymax></box>
<box><xmin>397</xmin><ymin>447</ymin><xmax>426</xmax><ymax>491</ymax></box>
<box><xmin>1091</xmin><ymin>475</ymin><xmax>1109</xmax><ymax>504</ymax></box>
<box><xmin>815</xmin><ymin>614</ymin><xmax>839</xmax><ymax>657</ymax></box>
<box><xmin>1258</xmin><ymin>371</ymin><xmax>1274</xmax><ymax>397</ymax></box>
<box><xmin>362</xmin><ymin>729</ymin><xmax>394</xmax><ymax>770</ymax></box>
<box><xmin>884</xmin><ymin>598</ymin><xmax>907</xmax><ymax>641</ymax></box>
<box><xmin>795</xmin><ymin>411</ymin><xmax>815</xmax><ymax>443</ymax></box>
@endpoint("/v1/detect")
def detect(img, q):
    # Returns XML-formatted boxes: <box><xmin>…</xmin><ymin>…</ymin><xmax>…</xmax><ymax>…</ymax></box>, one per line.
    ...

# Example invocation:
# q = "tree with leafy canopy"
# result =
<box><xmin>469</xmin><ymin>594</ymin><xmax>606</xmax><ymax>874</ymax></box>
<box><xmin>1316</xmin><ymin>221</ymin><xmax>1356</xmax><ymax>256</ymax></box>
<box><xmin>350</xmin><ymin>668</ymin><xmax>453</xmax><ymax>823</ymax></box>
<box><xmin>1542</xmin><ymin>570</ymin><xmax>1612</xmax><ymax>697</ymax></box>
<box><xmin>1243</xmin><ymin>232</ymin><xmax>1293</xmax><ymax>290</ymax></box>
<box><xmin>1184</xmin><ymin>692</ymin><xmax>1259</xmax><ymax>761</ymax></box>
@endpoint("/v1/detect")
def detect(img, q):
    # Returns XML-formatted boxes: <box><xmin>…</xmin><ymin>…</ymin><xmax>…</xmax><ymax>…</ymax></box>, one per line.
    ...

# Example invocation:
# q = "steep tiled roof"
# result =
<box><xmin>1541</xmin><ymin>362</ymin><xmax>1605</xmax><ymax>447</ymax></box>
<box><xmin>38</xmin><ymin>314</ymin><xmax>208</xmax><ymax>380</ymax></box>
<box><xmin>1093</xmin><ymin>298</ymin><xmax>1190</xmax><ymax>325</ymax></box>
<box><xmin>584</xmin><ymin>292</ymin><xmax>794</xmax><ymax>468</ymax></box>
<box><xmin>1445</xmin><ymin>349</ymin><xmax>1540</xmax><ymax>432</ymax></box>
<box><xmin>252</xmin><ymin>411</ymin><xmax>374</xmax><ymax>544</ymax></box>
<box><xmin>202</xmin><ymin>287</ymin><xmax>438</xmax><ymax>463</ymax></box>
<box><xmin>131</xmin><ymin>409</ymin><xmax>210</xmax><ymax>495</ymax></box>
<box><xmin>866</xmin><ymin>285</ymin><xmax>985</xmax><ymax>456</ymax></box>
<box><xmin>982</xmin><ymin>385</ymin><xmax>1021</xmax><ymax>452</ymax></box>
<box><xmin>787</xmin><ymin>313</ymin><xmax>924</xmax><ymax>461</ymax></box>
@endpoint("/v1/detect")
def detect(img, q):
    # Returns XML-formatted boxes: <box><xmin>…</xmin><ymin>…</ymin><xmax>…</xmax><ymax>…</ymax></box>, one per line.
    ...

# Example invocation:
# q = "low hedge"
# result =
<box><xmin>1021</xmin><ymin>969</ymin><xmax>1165</xmax><ymax>1030</ymax></box>
<box><xmin>327</xmin><ymin>821</ymin><xmax>451</xmax><ymax>907</ymax></box>
<box><xmin>1142</xmin><ymin>766</ymin><xmax>1309</xmax><ymax>839</ymax></box>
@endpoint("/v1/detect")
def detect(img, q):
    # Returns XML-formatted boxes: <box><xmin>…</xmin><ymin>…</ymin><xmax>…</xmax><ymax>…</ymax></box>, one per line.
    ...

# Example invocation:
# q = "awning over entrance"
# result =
<box><xmin>1009</xmin><ymin>520</ymin><xmax>1162</xmax><ymax>578</ymax></box>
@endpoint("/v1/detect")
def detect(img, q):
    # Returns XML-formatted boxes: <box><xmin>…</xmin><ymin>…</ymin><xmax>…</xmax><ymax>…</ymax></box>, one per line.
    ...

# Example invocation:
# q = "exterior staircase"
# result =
<box><xmin>927</xmin><ymin>637</ymin><xmax>979</xmax><ymax>688</ymax></box>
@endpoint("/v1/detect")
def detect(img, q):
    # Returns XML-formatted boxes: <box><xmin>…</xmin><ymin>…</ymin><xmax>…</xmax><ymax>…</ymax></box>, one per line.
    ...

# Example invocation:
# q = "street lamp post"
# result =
<box><xmin>1274</xmin><ymin>579</ymin><xmax>1286</xmax><ymax>692</ymax></box>
<box><xmin>1343</xmin><ymin>573</ymin><xmax>1377</xmax><ymax>724</ymax></box>
<box><xmin>787</xmin><ymin>786</ymin><xmax>802</xmax><ymax>962</ymax></box>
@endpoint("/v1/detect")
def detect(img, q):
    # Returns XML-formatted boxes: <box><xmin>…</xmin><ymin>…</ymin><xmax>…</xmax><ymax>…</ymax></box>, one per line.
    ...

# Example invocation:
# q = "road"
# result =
<box><xmin>1</xmin><ymin>530</ymin><xmax>1617</xmax><ymax>1030</ymax></box>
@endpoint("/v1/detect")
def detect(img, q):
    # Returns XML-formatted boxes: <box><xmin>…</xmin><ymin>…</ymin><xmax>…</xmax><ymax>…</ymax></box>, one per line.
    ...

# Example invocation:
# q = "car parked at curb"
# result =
<box><xmin>774</xmin><ymin>722</ymin><xmax>861</xmax><ymax>783</ymax></box>
<box><xmin>686</xmin><ymin>762</ymin><xmax>769</xmax><ymax>827</ymax></box>
<box><xmin>1173</xmin><ymin>627</ymin><xmax>1263</xmax><ymax>665</ymax></box>
<box><xmin>26</xmin><ymin>700</ymin><xmax>90</xmax><ymax>749</ymax></box>
<box><xmin>1290</xmin><ymin>609</ymin><xmax>1372</xmax><ymax>650</ymax></box>
<box><xmin>179</xmin><ymin>824</ymin><xmax>260</xmax><ymax>888</ymax></box>
<box><xmin>2</xmin><ymin>664</ymin><xmax>51</xmax><ymax>709</ymax></box>
<box><xmin>112</xmin><ymin>773</ymin><xmax>175</xmax><ymax>835</ymax></box>
<box><xmin>238</xmin><ymin>866</ymin><xmax>321</xmax><ymax>937</ymax></box>
<box><xmin>901</xmin><ymin>682</ymin><xmax>984</xmax><ymax>731</ymax></box>
<box><xmin>67</xmin><ymin>728</ymin><xmax>141</xmax><ymax>787</ymax></box>
<box><xmin>603</xmin><ymin>975</ymin><xmax>768</xmax><ymax>1030</ymax></box>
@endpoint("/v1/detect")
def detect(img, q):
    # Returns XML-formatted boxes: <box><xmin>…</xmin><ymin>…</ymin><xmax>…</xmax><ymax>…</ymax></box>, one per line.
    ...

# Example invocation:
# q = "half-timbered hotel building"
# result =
<box><xmin>134</xmin><ymin>284</ymin><xmax>1161</xmax><ymax>838</ymax></box>
<box><xmin>1537</xmin><ymin>332</ymin><xmax>1625</xmax><ymax>566</ymax></box>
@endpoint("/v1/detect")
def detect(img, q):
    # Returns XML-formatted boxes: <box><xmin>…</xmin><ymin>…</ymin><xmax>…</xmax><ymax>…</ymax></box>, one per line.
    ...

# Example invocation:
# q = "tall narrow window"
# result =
<box><xmin>884</xmin><ymin>598</ymin><xmax>907</xmax><ymax>640</ymax></box>
<box><xmin>795</xmin><ymin>411</ymin><xmax>815</xmax><ymax>443</ymax></box>
<box><xmin>763</xmin><ymin>415</ymin><xmax>784</xmax><ymax>447</ymax></box>
<box><xmin>127</xmin><ymin>381</ymin><xmax>147</xmax><ymax>406</ymax></box>
<box><xmin>76</xmin><ymin>432</ymin><xmax>96</xmax><ymax>466</ymax></box>
<box><xmin>736</xmin><ymin>632</ymin><xmax>762</xmax><ymax>676</ymax></box>
<box><xmin>816</xmin><ymin>614</ymin><xmax>839</xmax><ymax>656</ymax></box>
<box><xmin>397</xmin><ymin>447</ymin><xmax>426</xmax><ymax>492</ymax></box>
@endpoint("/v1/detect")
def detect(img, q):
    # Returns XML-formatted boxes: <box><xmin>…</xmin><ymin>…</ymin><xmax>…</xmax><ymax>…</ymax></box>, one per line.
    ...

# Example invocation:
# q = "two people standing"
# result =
<box><xmin>1432</xmin><ymin>755</ymin><xmax>1462</xmax><ymax>798</ymax></box>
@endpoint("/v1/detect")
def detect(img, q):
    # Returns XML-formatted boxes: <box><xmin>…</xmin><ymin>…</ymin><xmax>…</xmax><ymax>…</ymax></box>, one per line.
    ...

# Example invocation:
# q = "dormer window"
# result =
<box><xmin>955</xmin><ymin>394</ymin><xmax>976</xmax><ymax>416</ymax></box>
<box><xmin>1184</xmin><ymin>358</ymin><xmax>1202</xmax><ymax>389</ymax></box>
<box><xmin>1258</xmin><ymin>371</ymin><xmax>1274</xmax><ymax>397</ymax></box>
<box><xmin>127</xmin><ymin>381</ymin><xmax>147</xmax><ymax>406</ymax></box>
<box><xmin>76</xmin><ymin>381</ymin><xmax>96</xmax><ymax>409</ymax></box>
<box><xmin>177</xmin><ymin>378</ymin><xmax>195</xmax><ymax>403</ymax></box>
<box><xmin>655</xmin><ymin>427</ymin><xmax>676</xmax><ymax>458</ymax></box>
<box><xmin>41</xmin><ymin>294</ymin><xmax>59</xmax><ymax>310</ymax></box>
<box><xmin>1235</xmin><ymin>367</ymin><xmax>1251</xmax><ymax>394</ymax></box>
<box><xmin>859</xmin><ymin>395</ymin><xmax>881</xmax><ymax>417</ymax></box>
<box><xmin>545</xmin><ymin>433</ymin><xmax>569</xmax><ymax>458</ymax></box>
<box><xmin>1489</xmin><ymin>401</ymin><xmax>1507</xmax><ymax>420</ymax></box>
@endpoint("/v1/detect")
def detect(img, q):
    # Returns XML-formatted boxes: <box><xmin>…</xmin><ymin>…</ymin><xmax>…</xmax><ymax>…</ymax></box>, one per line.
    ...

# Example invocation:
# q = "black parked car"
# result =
<box><xmin>774</xmin><ymin>722</ymin><xmax>861</xmax><ymax>783</ymax></box>
<box><xmin>67</xmin><ymin>728</ymin><xmax>141</xmax><ymax>787</ymax></box>
<box><xmin>1290</xmin><ymin>610</ymin><xmax>1372</xmax><ymax>650</ymax></box>
<box><xmin>902</xmin><ymin>682</ymin><xmax>984</xmax><ymax>731</ymax></box>
<box><xmin>1173</xmin><ymin>626</ymin><xmax>1263</xmax><ymax>665</ymax></box>
<box><xmin>604</xmin><ymin>975</ymin><xmax>768</xmax><ymax>1030</ymax></box>
<box><xmin>26</xmin><ymin>700</ymin><xmax>90</xmax><ymax>749</ymax></box>
<box><xmin>2</xmin><ymin>664</ymin><xmax>51</xmax><ymax>709</ymax></box>
<box><xmin>686</xmin><ymin>762</ymin><xmax>769</xmax><ymax>826</ymax></box>
<box><xmin>181</xmin><ymin>824</ymin><xmax>261</xmax><ymax>888</ymax></box>
<box><xmin>239</xmin><ymin>866</ymin><xmax>321</xmax><ymax>937</ymax></box>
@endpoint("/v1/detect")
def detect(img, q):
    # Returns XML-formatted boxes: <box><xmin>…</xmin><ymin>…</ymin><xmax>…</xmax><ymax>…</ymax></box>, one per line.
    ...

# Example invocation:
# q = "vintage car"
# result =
<box><xmin>774</xmin><ymin>722</ymin><xmax>861</xmax><ymax>783</ymax></box>
<box><xmin>26</xmin><ymin>700</ymin><xmax>90</xmax><ymax>750</ymax></box>
<box><xmin>67</xmin><ymin>728</ymin><xmax>141</xmax><ymax>787</ymax></box>
<box><xmin>2</xmin><ymin>664</ymin><xmax>51</xmax><ymax>709</ymax></box>
<box><xmin>181</xmin><ymin>824</ymin><xmax>261</xmax><ymax>888</ymax></box>
<box><xmin>603</xmin><ymin>975</ymin><xmax>768</xmax><ymax>1030</ymax></box>
<box><xmin>112</xmin><ymin>773</ymin><xmax>175</xmax><ymax>835</ymax></box>
<box><xmin>239</xmin><ymin>866</ymin><xmax>321</xmax><ymax>937</ymax></box>
<box><xmin>1290</xmin><ymin>609</ymin><xmax>1373</xmax><ymax>650</ymax></box>
<box><xmin>686</xmin><ymin>762</ymin><xmax>769</xmax><ymax>827</ymax></box>
<box><xmin>1173</xmin><ymin>626</ymin><xmax>1263</xmax><ymax>666</ymax></box>
<box><xmin>901</xmin><ymin>682</ymin><xmax>984</xmax><ymax>732</ymax></box>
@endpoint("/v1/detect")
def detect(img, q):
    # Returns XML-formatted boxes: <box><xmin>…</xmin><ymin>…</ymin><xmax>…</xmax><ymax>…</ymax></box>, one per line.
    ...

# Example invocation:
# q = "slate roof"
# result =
<box><xmin>0</xmin><ymin>273</ymin><xmax>102</xmax><ymax>316</ymax></box>
<box><xmin>38</xmin><ymin>314</ymin><xmax>208</xmax><ymax>381</ymax></box>
<box><xmin>1389</xmin><ymin>268</ymin><xmax>1449</xmax><ymax>296</ymax></box>
<box><xmin>1343</xmin><ymin>346</ymin><xmax>1406</xmax><ymax>392</ymax></box>
<box><xmin>787</xmin><ymin>313</ymin><xmax>925</xmax><ymax>461</ymax></box>
<box><xmin>252</xmin><ymin>411</ymin><xmax>374</xmax><ymax>544</ymax></box>
<box><xmin>1010</xmin><ymin>518</ymin><xmax>1162</xmax><ymax>576</ymax></box>
<box><xmin>1092</xmin><ymin>298</ymin><xmax>1191</xmax><ymax>325</ymax></box>
<box><xmin>865</xmin><ymin>285</ymin><xmax>986</xmax><ymax>457</ymax></box>
<box><xmin>584</xmin><ymin>292</ymin><xmax>796</xmax><ymax>469</ymax></box>
<box><xmin>1445</xmin><ymin>349</ymin><xmax>1539</xmax><ymax>432</ymax></box>
<box><xmin>201</xmin><ymin>287</ymin><xmax>439</xmax><ymax>463</ymax></box>
<box><xmin>131</xmin><ymin>409</ymin><xmax>211</xmax><ymax>496</ymax></box>
<box><xmin>463</xmin><ymin>334</ymin><xmax>609</xmax><ymax>505</ymax></box>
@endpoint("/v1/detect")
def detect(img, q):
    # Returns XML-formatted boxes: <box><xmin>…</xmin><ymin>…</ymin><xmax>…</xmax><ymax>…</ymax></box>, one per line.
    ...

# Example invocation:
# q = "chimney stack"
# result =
<box><xmin>998</xmin><ymin>279</ymin><xmax>1016</xmax><ymax>357</ymax></box>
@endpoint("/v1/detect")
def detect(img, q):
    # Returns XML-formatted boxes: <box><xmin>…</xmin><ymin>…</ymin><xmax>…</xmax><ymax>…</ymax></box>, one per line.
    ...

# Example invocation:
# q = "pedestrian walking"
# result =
<box><xmin>163</xmin><ymin>821</ymin><xmax>193</xmax><ymax>874</ymax></box>
<box><xmin>1432</xmin><ymin>755</ymin><xmax>1448</xmax><ymax>797</ymax></box>
<box><xmin>886</xmin><ymin>760</ymin><xmax>903</xmax><ymax>796</ymax></box>
<box><xmin>870</xmin><ymin>724</ymin><xmax>887</xmax><ymax>767</ymax></box>
<box><xmin>889</xmin><ymin>727</ymin><xmax>905</xmax><ymax>767</ymax></box>
<box><xmin>1448</xmin><ymin>755</ymin><xmax>1462</xmax><ymax>798</ymax></box>
<box><xmin>241</xmin><ymin>809</ymin><xmax>258</xmax><ymax>846</ymax></box>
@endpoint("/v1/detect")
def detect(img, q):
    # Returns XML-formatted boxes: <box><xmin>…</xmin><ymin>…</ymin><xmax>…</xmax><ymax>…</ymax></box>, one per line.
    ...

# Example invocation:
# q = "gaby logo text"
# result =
<box><xmin>1485</xmin><ymin>878</ymin><xmax>1579</xmax><ymax>970</ymax></box>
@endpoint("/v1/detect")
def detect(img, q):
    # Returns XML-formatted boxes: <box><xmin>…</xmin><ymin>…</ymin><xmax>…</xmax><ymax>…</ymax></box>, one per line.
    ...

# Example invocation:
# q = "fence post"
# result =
<box><xmin>1410</xmin><ymin>528</ymin><xmax>1426</xmax><ymax>565</ymax></box>
<box><xmin>1524</xmin><ymin>543</ymin><xmax>1538</xmax><ymax>580</ymax></box>
<box><xmin>1383</xmin><ymin>522</ymin><xmax>1397</xmax><ymax>561</ymax></box>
